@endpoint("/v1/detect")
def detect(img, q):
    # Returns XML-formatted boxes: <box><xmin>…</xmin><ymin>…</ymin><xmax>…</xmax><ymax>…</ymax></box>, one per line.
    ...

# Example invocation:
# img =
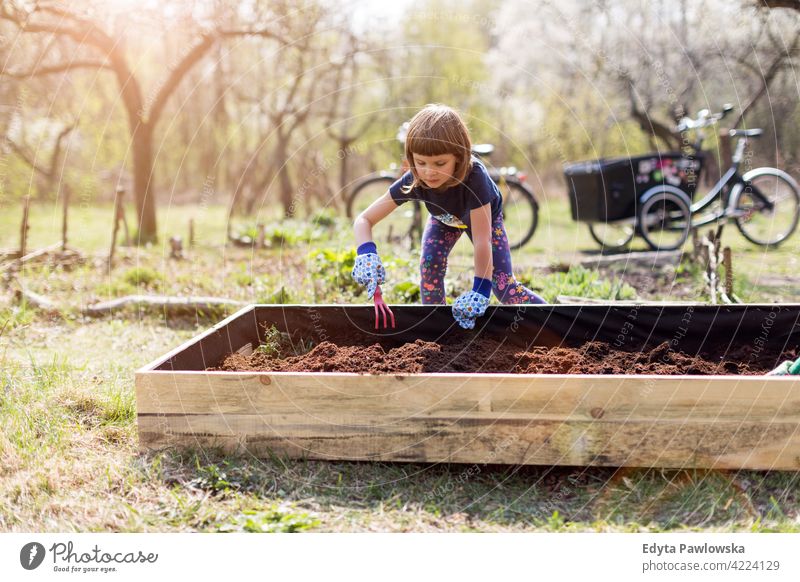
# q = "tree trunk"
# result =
<box><xmin>275</xmin><ymin>136</ymin><xmax>295</xmax><ymax>217</ymax></box>
<box><xmin>279</xmin><ymin>162</ymin><xmax>294</xmax><ymax>217</ymax></box>
<box><xmin>339</xmin><ymin>138</ymin><xmax>351</xmax><ymax>196</ymax></box>
<box><xmin>132</xmin><ymin>123</ymin><xmax>158</xmax><ymax>243</ymax></box>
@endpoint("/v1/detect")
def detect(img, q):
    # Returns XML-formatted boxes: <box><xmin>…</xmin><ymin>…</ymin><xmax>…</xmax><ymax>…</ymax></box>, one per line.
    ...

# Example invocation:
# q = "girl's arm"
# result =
<box><xmin>470</xmin><ymin>203</ymin><xmax>493</xmax><ymax>280</ymax></box>
<box><xmin>354</xmin><ymin>191</ymin><xmax>399</xmax><ymax>247</ymax></box>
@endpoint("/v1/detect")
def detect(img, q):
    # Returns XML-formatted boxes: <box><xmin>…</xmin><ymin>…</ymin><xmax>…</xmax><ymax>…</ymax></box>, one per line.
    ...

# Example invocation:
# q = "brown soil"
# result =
<box><xmin>215</xmin><ymin>336</ymin><xmax>794</xmax><ymax>376</ymax></box>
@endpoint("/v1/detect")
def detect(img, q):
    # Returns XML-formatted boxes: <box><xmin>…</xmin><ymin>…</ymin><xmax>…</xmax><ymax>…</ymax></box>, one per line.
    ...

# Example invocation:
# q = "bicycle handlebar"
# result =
<box><xmin>396</xmin><ymin>121</ymin><xmax>409</xmax><ymax>143</ymax></box>
<box><xmin>676</xmin><ymin>103</ymin><xmax>734</xmax><ymax>133</ymax></box>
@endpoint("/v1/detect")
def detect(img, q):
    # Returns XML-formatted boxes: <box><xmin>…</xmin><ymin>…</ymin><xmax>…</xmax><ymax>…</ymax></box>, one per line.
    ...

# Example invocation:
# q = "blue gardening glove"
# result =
<box><xmin>452</xmin><ymin>277</ymin><xmax>491</xmax><ymax>329</ymax></box>
<box><xmin>351</xmin><ymin>241</ymin><xmax>386</xmax><ymax>299</ymax></box>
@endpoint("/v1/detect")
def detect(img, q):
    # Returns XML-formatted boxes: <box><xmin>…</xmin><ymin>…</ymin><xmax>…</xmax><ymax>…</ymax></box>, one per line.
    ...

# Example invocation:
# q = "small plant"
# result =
<box><xmin>392</xmin><ymin>280</ymin><xmax>420</xmax><ymax>303</ymax></box>
<box><xmin>547</xmin><ymin>510</ymin><xmax>566</xmax><ymax>531</ymax></box>
<box><xmin>255</xmin><ymin>325</ymin><xmax>288</xmax><ymax>357</ymax></box>
<box><xmin>0</xmin><ymin>302</ymin><xmax>35</xmax><ymax>331</ymax></box>
<box><xmin>265</xmin><ymin>225</ymin><xmax>300</xmax><ymax>247</ymax></box>
<box><xmin>239</xmin><ymin>225</ymin><xmax>259</xmax><ymax>242</ymax></box>
<box><xmin>233</xmin><ymin>221</ymin><xmax>325</xmax><ymax>248</ymax></box>
<box><xmin>191</xmin><ymin>461</ymin><xmax>236</xmax><ymax>496</ymax></box>
<box><xmin>271</xmin><ymin>222</ymin><xmax>326</xmax><ymax>246</ymax></box>
<box><xmin>122</xmin><ymin>266</ymin><xmax>163</xmax><ymax>288</ymax></box>
<box><xmin>676</xmin><ymin>257</ymin><xmax>702</xmax><ymax>278</ymax></box>
<box><xmin>310</xmin><ymin>207</ymin><xmax>338</xmax><ymax>228</ymax></box>
<box><xmin>307</xmin><ymin>247</ymin><xmax>360</xmax><ymax>294</ymax></box>
<box><xmin>220</xmin><ymin>505</ymin><xmax>320</xmax><ymax>533</ymax></box>
<box><xmin>233</xmin><ymin>264</ymin><xmax>254</xmax><ymax>287</ymax></box>
<box><xmin>234</xmin><ymin>272</ymin><xmax>254</xmax><ymax>286</ymax></box>
<box><xmin>259</xmin><ymin>286</ymin><xmax>293</xmax><ymax>304</ymax></box>
<box><xmin>295</xmin><ymin>337</ymin><xmax>315</xmax><ymax>355</ymax></box>
<box><xmin>529</xmin><ymin>265</ymin><xmax>636</xmax><ymax>303</ymax></box>
<box><xmin>253</xmin><ymin>325</ymin><xmax>313</xmax><ymax>358</ymax></box>
<box><xmin>95</xmin><ymin>279</ymin><xmax>136</xmax><ymax>298</ymax></box>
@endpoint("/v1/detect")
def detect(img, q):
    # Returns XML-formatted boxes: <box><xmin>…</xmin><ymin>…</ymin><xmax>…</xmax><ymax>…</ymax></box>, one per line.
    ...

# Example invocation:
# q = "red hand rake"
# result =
<box><xmin>373</xmin><ymin>285</ymin><xmax>395</xmax><ymax>330</ymax></box>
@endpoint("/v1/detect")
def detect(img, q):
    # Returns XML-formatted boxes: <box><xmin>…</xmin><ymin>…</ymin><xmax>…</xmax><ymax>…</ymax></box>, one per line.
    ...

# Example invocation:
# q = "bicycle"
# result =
<box><xmin>345</xmin><ymin>125</ymin><xmax>540</xmax><ymax>250</ymax></box>
<box><xmin>564</xmin><ymin>104</ymin><xmax>800</xmax><ymax>251</ymax></box>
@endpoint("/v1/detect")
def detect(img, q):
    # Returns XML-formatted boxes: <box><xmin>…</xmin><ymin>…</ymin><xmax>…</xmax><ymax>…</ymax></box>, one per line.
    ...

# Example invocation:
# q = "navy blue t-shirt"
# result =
<box><xmin>388</xmin><ymin>158</ymin><xmax>502</xmax><ymax>230</ymax></box>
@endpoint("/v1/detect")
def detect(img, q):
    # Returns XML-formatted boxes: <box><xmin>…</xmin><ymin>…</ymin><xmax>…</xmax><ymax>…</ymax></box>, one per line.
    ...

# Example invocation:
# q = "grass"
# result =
<box><xmin>1</xmin><ymin>197</ymin><xmax>800</xmax><ymax>532</ymax></box>
<box><xmin>526</xmin><ymin>264</ymin><xmax>637</xmax><ymax>302</ymax></box>
<box><xmin>3</xmin><ymin>197</ymin><xmax>798</xmax><ymax>303</ymax></box>
<box><xmin>0</xmin><ymin>299</ymin><xmax>36</xmax><ymax>332</ymax></box>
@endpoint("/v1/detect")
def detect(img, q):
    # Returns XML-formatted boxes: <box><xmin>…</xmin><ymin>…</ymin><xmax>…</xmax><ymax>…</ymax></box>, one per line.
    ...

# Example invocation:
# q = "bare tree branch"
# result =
<box><xmin>218</xmin><ymin>28</ymin><xmax>290</xmax><ymax>46</ymax></box>
<box><xmin>324</xmin><ymin>46</ymin><xmax>376</xmax><ymax>145</ymax></box>
<box><xmin>6</xmin><ymin>138</ymin><xmax>40</xmax><ymax>174</ymax></box>
<box><xmin>146</xmin><ymin>33</ymin><xmax>216</xmax><ymax>125</ymax></box>
<box><xmin>3</xmin><ymin>60</ymin><xmax>111</xmax><ymax>77</ymax></box>
<box><xmin>5</xmin><ymin>122</ymin><xmax>76</xmax><ymax>195</ymax></box>
<box><xmin>622</xmin><ymin>72</ymin><xmax>681</xmax><ymax>150</ymax></box>
<box><xmin>0</xmin><ymin>0</ymin><xmax>321</xmax><ymax>233</ymax></box>
<box><xmin>48</xmin><ymin>122</ymin><xmax>76</xmax><ymax>180</ymax></box>
<box><xmin>734</xmin><ymin>30</ymin><xmax>800</xmax><ymax>126</ymax></box>
<box><xmin>4</xmin><ymin>3</ymin><xmax>106</xmax><ymax>50</ymax></box>
<box><xmin>758</xmin><ymin>0</ymin><xmax>800</xmax><ymax>11</ymax></box>
<box><xmin>0</xmin><ymin>5</ymin><xmax>81</xmax><ymax>39</ymax></box>
<box><xmin>270</xmin><ymin>53</ymin><xmax>308</xmax><ymax>124</ymax></box>
<box><xmin>0</xmin><ymin>5</ymin><xmax>146</xmax><ymax>128</ymax></box>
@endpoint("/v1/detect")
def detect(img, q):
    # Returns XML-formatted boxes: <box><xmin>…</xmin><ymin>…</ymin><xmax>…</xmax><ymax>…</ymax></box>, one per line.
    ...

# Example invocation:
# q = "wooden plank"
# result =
<box><xmin>137</xmin><ymin>413</ymin><xmax>800</xmax><ymax>470</ymax></box>
<box><xmin>135</xmin><ymin>371</ymin><xmax>800</xmax><ymax>421</ymax></box>
<box><xmin>556</xmin><ymin>296</ymin><xmax>702</xmax><ymax>305</ymax></box>
<box><xmin>135</xmin><ymin>305</ymin><xmax>255</xmax><ymax>373</ymax></box>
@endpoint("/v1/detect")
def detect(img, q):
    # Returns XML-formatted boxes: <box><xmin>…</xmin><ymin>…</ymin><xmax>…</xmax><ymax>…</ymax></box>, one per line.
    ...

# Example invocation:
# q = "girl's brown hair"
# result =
<box><xmin>403</xmin><ymin>104</ymin><xmax>472</xmax><ymax>192</ymax></box>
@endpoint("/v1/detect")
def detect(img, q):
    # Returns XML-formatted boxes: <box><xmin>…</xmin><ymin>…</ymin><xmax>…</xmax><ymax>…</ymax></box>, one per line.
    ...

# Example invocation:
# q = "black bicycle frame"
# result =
<box><xmin>685</xmin><ymin>136</ymin><xmax>773</xmax><ymax>229</ymax></box>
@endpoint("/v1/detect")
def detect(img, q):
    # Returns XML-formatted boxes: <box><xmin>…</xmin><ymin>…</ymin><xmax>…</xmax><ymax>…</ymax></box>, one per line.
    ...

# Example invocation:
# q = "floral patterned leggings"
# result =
<box><xmin>419</xmin><ymin>213</ymin><xmax>547</xmax><ymax>305</ymax></box>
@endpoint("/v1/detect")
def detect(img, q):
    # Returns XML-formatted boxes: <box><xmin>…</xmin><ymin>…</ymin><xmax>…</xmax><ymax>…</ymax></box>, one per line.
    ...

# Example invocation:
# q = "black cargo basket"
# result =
<box><xmin>564</xmin><ymin>152</ymin><xmax>703</xmax><ymax>223</ymax></box>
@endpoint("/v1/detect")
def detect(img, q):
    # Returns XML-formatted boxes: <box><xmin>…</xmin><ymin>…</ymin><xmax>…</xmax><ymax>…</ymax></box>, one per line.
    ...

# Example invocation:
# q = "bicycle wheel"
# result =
<box><xmin>588</xmin><ymin>221</ymin><xmax>635</xmax><ymax>252</ymax></box>
<box><xmin>637</xmin><ymin>189</ymin><xmax>692</xmax><ymax>251</ymax></box>
<box><xmin>731</xmin><ymin>168</ymin><xmax>800</xmax><ymax>247</ymax></box>
<box><xmin>496</xmin><ymin>178</ymin><xmax>538</xmax><ymax>250</ymax></box>
<box><xmin>347</xmin><ymin>175</ymin><xmax>421</xmax><ymax>248</ymax></box>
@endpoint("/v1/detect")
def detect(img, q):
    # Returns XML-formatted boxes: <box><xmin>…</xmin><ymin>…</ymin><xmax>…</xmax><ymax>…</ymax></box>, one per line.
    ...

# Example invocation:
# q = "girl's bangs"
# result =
<box><xmin>406</xmin><ymin>133</ymin><xmax>457</xmax><ymax>157</ymax></box>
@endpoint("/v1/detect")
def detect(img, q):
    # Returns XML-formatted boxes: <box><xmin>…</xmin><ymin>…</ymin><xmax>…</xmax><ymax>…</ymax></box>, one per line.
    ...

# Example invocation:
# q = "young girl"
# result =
<box><xmin>352</xmin><ymin>104</ymin><xmax>546</xmax><ymax>329</ymax></box>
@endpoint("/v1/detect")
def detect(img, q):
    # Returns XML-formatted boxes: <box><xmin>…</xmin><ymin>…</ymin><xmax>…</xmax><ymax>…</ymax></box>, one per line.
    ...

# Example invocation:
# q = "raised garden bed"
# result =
<box><xmin>136</xmin><ymin>304</ymin><xmax>800</xmax><ymax>470</ymax></box>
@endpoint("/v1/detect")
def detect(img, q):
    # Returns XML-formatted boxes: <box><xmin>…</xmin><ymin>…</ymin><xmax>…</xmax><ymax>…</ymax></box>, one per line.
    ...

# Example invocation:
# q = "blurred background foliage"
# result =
<box><xmin>0</xmin><ymin>0</ymin><xmax>798</xmax><ymax>241</ymax></box>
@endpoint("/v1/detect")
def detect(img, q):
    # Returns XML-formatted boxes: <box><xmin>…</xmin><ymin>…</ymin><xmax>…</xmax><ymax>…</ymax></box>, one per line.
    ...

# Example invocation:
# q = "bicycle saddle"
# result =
<box><xmin>472</xmin><ymin>143</ymin><xmax>494</xmax><ymax>156</ymax></box>
<box><xmin>729</xmin><ymin>128</ymin><xmax>764</xmax><ymax>137</ymax></box>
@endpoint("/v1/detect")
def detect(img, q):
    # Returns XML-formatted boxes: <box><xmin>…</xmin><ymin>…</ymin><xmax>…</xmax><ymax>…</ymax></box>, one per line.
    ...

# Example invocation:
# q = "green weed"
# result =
<box><xmin>94</xmin><ymin>279</ymin><xmax>137</xmax><ymax>298</ymax></box>
<box><xmin>122</xmin><ymin>266</ymin><xmax>163</xmax><ymax>289</ymax></box>
<box><xmin>255</xmin><ymin>325</ymin><xmax>290</xmax><ymax>357</ymax></box>
<box><xmin>258</xmin><ymin>286</ymin><xmax>293</xmax><ymax>304</ymax></box>
<box><xmin>392</xmin><ymin>280</ymin><xmax>420</xmax><ymax>303</ymax></box>
<box><xmin>310</xmin><ymin>208</ymin><xmax>338</xmax><ymax>228</ymax></box>
<box><xmin>192</xmin><ymin>460</ymin><xmax>237</xmax><ymax>496</ymax></box>
<box><xmin>235</xmin><ymin>221</ymin><xmax>325</xmax><ymax>248</ymax></box>
<box><xmin>0</xmin><ymin>301</ymin><xmax>36</xmax><ymax>331</ymax></box>
<box><xmin>528</xmin><ymin>265</ymin><xmax>637</xmax><ymax>302</ymax></box>
<box><xmin>220</xmin><ymin>505</ymin><xmax>320</xmax><ymax>533</ymax></box>
<box><xmin>546</xmin><ymin>510</ymin><xmax>566</xmax><ymax>531</ymax></box>
<box><xmin>233</xmin><ymin>264</ymin><xmax>254</xmax><ymax>287</ymax></box>
<box><xmin>307</xmin><ymin>247</ymin><xmax>360</xmax><ymax>295</ymax></box>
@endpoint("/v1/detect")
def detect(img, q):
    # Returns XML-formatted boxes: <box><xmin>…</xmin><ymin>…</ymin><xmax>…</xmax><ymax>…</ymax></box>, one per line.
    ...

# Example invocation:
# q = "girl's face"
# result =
<box><xmin>412</xmin><ymin>153</ymin><xmax>457</xmax><ymax>189</ymax></box>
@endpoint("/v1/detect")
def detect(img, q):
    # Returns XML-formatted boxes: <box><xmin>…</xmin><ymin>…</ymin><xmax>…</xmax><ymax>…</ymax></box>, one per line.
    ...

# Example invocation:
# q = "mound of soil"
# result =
<box><xmin>215</xmin><ymin>336</ymin><xmax>793</xmax><ymax>376</ymax></box>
